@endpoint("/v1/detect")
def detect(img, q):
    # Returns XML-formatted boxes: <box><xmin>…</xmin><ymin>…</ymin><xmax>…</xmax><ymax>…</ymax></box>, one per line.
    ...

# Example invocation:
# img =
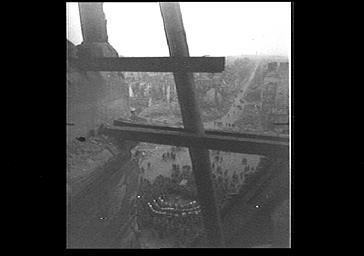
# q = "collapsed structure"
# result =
<box><xmin>66</xmin><ymin>2</ymin><xmax>290</xmax><ymax>248</ymax></box>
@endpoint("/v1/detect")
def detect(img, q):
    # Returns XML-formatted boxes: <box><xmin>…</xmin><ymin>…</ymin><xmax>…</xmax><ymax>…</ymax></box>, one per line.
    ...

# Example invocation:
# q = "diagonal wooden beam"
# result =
<box><xmin>160</xmin><ymin>2</ymin><xmax>225</xmax><ymax>247</ymax></box>
<box><xmin>68</xmin><ymin>57</ymin><xmax>225</xmax><ymax>72</ymax></box>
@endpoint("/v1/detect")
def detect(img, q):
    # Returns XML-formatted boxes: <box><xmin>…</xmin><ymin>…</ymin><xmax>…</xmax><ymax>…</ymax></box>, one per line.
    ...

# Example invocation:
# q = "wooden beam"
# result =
<box><xmin>160</xmin><ymin>2</ymin><xmax>225</xmax><ymax>247</ymax></box>
<box><xmin>113</xmin><ymin>120</ymin><xmax>289</xmax><ymax>143</ymax></box>
<box><xmin>68</xmin><ymin>57</ymin><xmax>225</xmax><ymax>73</ymax></box>
<box><xmin>100</xmin><ymin>126</ymin><xmax>288</xmax><ymax>158</ymax></box>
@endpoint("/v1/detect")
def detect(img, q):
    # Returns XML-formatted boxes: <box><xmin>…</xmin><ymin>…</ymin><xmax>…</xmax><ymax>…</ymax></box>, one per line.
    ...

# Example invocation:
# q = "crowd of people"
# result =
<box><xmin>137</xmin><ymin>180</ymin><xmax>203</xmax><ymax>246</ymax></box>
<box><xmin>162</xmin><ymin>151</ymin><xmax>176</xmax><ymax>161</ymax></box>
<box><xmin>136</xmin><ymin>146</ymin><xmax>267</xmax><ymax>247</ymax></box>
<box><xmin>147</xmin><ymin>195</ymin><xmax>201</xmax><ymax>217</ymax></box>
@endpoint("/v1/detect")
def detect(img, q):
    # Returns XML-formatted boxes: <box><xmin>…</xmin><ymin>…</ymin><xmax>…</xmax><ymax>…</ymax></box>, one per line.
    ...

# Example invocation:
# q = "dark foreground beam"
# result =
<box><xmin>101</xmin><ymin>125</ymin><xmax>289</xmax><ymax>158</ymax></box>
<box><xmin>113</xmin><ymin>120</ymin><xmax>289</xmax><ymax>143</ymax></box>
<box><xmin>68</xmin><ymin>57</ymin><xmax>225</xmax><ymax>73</ymax></box>
<box><xmin>160</xmin><ymin>2</ymin><xmax>224</xmax><ymax>247</ymax></box>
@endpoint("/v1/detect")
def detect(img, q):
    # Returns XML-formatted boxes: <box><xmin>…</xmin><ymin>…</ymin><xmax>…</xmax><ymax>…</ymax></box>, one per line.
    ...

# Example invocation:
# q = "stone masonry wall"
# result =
<box><xmin>67</xmin><ymin>40</ymin><xmax>130</xmax><ymax>144</ymax></box>
<box><xmin>67</xmin><ymin>39</ymin><xmax>141</xmax><ymax>248</ymax></box>
<box><xmin>67</xmin><ymin>134</ymin><xmax>141</xmax><ymax>248</ymax></box>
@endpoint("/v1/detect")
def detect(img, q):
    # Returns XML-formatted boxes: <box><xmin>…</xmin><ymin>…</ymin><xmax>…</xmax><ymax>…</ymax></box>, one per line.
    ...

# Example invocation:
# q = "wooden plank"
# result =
<box><xmin>102</xmin><ymin>126</ymin><xmax>288</xmax><ymax>160</ymax></box>
<box><xmin>68</xmin><ymin>57</ymin><xmax>225</xmax><ymax>72</ymax></box>
<box><xmin>113</xmin><ymin>120</ymin><xmax>289</xmax><ymax>143</ymax></box>
<box><xmin>160</xmin><ymin>2</ymin><xmax>225</xmax><ymax>247</ymax></box>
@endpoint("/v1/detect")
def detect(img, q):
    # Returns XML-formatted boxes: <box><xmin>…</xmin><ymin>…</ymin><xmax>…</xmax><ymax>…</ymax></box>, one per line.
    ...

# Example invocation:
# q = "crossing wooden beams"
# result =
<box><xmin>159</xmin><ymin>2</ymin><xmax>225</xmax><ymax>247</ymax></box>
<box><xmin>74</xmin><ymin>2</ymin><xmax>290</xmax><ymax>248</ymax></box>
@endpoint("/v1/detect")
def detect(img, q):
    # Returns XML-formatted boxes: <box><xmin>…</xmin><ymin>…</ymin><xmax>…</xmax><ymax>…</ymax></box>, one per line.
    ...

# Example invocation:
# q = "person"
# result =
<box><xmin>130</xmin><ymin>107</ymin><xmax>138</xmax><ymax>121</ymax></box>
<box><xmin>215</xmin><ymin>156</ymin><xmax>219</xmax><ymax>162</ymax></box>
<box><xmin>217</xmin><ymin>166</ymin><xmax>222</xmax><ymax>175</ymax></box>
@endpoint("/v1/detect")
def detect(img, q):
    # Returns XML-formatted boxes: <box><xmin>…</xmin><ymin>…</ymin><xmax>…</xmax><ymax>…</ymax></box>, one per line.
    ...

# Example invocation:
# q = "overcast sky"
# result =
<box><xmin>67</xmin><ymin>2</ymin><xmax>291</xmax><ymax>57</ymax></box>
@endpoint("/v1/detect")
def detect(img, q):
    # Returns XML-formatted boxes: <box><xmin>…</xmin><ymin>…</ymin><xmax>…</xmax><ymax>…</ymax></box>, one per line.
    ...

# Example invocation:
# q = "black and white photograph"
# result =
<box><xmin>66</xmin><ymin>1</ymin><xmax>291</xmax><ymax>248</ymax></box>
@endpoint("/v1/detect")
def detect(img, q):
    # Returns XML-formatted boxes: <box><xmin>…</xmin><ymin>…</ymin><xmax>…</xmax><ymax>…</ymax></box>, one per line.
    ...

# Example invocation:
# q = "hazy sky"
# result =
<box><xmin>67</xmin><ymin>2</ymin><xmax>291</xmax><ymax>57</ymax></box>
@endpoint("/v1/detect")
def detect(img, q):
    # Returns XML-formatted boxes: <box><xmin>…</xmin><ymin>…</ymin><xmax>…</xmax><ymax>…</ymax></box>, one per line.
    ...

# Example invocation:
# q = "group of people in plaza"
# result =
<box><xmin>136</xmin><ymin>146</ymin><xmax>262</xmax><ymax>247</ymax></box>
<box><xmin>162</xmin><ymin>151</ymin><xmax>176</xmax><ymax>162</ymax></box>
<box><xmin>147</xmin><ymin>195</ymin><xmax>201</xmax><ymax>217</ymax></box>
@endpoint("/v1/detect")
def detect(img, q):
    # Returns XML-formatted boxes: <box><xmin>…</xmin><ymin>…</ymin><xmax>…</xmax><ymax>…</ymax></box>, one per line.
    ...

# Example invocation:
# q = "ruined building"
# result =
<box><xmin>67</xmin><ymin>2</ymin><xmax>289</xmax><ymax>248</ymax></box>
<box><xmin>67</xmin><ymin>3</ymin><xmax>140</xmax><ymax>248</ymax></box>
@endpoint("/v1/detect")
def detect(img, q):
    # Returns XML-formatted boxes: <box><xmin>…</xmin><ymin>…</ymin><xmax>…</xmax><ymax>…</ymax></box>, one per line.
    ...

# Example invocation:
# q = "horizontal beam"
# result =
<box><xmin>100</xmin><ymin>125</ymin><xmax>289</xmax><ymax>158</ymax></box>
<box><xmin>113</xmin><ymin>120</ymin><xmax>289</xmax><ymax>143</ymax></box>
<box><xmin>68</xmin><ymin>57</ymin><xmax>225</xmax><ymax>73</ymax></box>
